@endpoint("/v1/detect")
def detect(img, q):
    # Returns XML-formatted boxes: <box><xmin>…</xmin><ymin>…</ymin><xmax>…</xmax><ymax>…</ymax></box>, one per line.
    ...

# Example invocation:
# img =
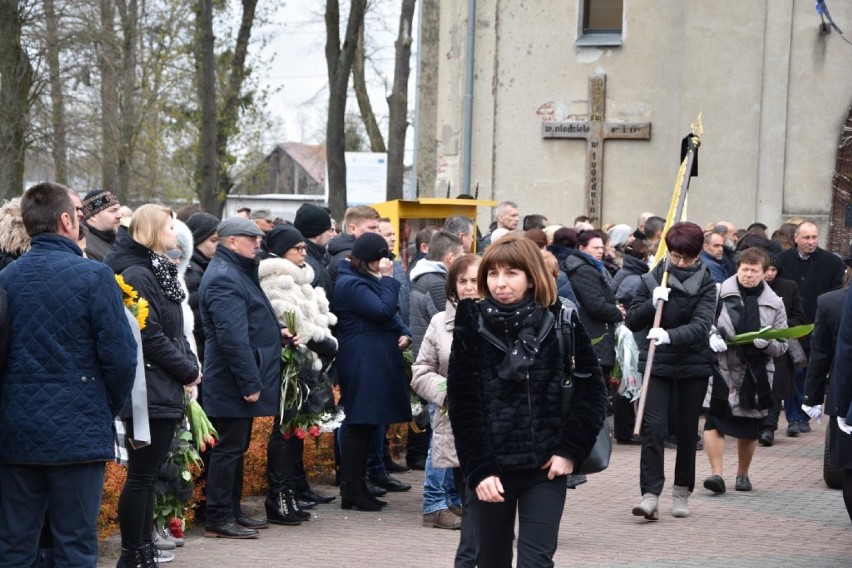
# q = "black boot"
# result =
<box><xmin>116</xmin><ymin>544</ymin><xmax>155</xmax><ymax>568</ymax></box>
<box><xmin>265</xmin><ymin>490</ymin><xmax>302</xmax><ymax>526</ymax></box>
<box><xmin>340</xmin><ymin>481</ymin><xmax>383</xmax><ymax>511</ymax></box>
<box><xmin>287</xmin><ymin>487</ymin><xmax>312</xmax><ymax>520</ymax></box>
<box><xmin>362</xmin><ymin>477</ymin><xmax>387</xmax><ymax>506</ymax></box>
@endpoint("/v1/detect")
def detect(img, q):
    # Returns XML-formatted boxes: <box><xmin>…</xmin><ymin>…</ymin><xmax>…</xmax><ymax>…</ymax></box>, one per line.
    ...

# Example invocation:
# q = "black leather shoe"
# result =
<box><xmin>299</xmin><ymin>489</ymin><xmax>335</xmax><ymax>504</ymax></box>
<box><xmin>369</xmin><ymin>473</ymin><xmax>411</xmax><ymax>492</ymax></box>
<box><xmin>384</xmin><ymin>459</ymin><xmax>411</xmax><ymax>473</ymax></box>
<box><xmin>758</xmin><ymin>429</ymin><xmax>774</xmax><ymax>447</ymax></box>
<box><xmin>235</xmin><ymin>515</ymin><xmax>269</xmax><ymax>529</ymax></box>
<box><xmin>406</xmin><ymin>457</ymin><xmax>426</xmax><ymax>470</ymax></box>
<box><xmin>296</xmin><ymin>498</ymin><xmax>316</xmax><ymax>510</ymax></box>
<box><xmin>204</xmin><ymin>522</ymin><xmax>259</xmax><ymax>539</ymax></box>
<box><xmin>365</xmin><ymin>480</ymin><xmax>388</xmax><ymax>496</ymax></box>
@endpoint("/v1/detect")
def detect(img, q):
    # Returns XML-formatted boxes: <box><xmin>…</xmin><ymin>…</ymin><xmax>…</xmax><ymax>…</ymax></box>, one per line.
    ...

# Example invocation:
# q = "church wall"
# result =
<box><xmin>430</xmin><ymin>0</ymin><xmax>852</xmax><ymax>244</ymax></box>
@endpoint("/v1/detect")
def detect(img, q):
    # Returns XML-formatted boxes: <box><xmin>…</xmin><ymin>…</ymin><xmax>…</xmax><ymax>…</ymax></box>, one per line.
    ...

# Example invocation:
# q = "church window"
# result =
<box><xmin>577</xmin><ymin>0</ymin><xmax>623</xmax><ymax>46</ymax></box>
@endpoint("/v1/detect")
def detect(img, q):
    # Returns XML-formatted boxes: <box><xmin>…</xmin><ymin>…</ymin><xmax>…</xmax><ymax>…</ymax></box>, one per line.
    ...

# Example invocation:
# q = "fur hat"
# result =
<box><xmin>186</xmin><ymin>212</ymin><xmax>220</xmax><ymax>246</ymax></box>
<box><xmin>293</xmin><ymin>204</ymin><xmax>331</xmax><ymax>238</ymax></box>
<box><xmin>351</xmin><ymin>232</ymin><xmax>390</xmax><ymax>262</ymax></box>
<box><xmin>81</xmin><ymin>189</ymin><xmax>119</xmax><ymax>220</ymax></box>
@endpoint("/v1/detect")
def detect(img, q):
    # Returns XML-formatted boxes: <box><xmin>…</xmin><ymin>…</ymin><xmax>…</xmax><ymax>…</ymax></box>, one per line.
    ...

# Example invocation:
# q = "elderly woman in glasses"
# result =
<box><xmin>625</xmin><ymin>222</ymin><xmax>717</xmax><ymax>521</ymax></box>
<box><xmin>258</xmin><ymin>224</ymin><xmax>338</xmax><ymax>525</ymax></box>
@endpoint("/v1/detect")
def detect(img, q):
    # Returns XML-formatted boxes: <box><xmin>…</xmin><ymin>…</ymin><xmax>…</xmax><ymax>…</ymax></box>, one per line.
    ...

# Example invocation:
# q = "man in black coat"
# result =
<box><xmin>776</xmin><ymin>221</ymin><xmax>845</xmax><ymax>436</ymax></box>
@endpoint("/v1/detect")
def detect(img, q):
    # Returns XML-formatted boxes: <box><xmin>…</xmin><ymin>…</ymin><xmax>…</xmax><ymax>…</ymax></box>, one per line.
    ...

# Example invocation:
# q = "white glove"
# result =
<box><xmin>647</xmin><ymin>327</ymin><xmax>670</xmax><ymax>346</ymax></box>
<box><xmin>801</xmin><ymin>404</ymin><xmax>823</xmax><ymax>423</ymax></box>
<box><xmin>838</xmin><ymin>416</ymin><xmax>852</xmax><ymax>435</ymax></box>
<box><xmin>652</xmin><ymin>286</ymin><xmax>670</xmax><ymax>309</ymax></box>
<box><xmin>709</xmin><ymin>333</ymin><xmax>728</xmax><ymax>353</ymax></box>
<box><xmin>752</xmin><ymin>338</ymin><xmax>769</xmax><ymax>349</ymax></box>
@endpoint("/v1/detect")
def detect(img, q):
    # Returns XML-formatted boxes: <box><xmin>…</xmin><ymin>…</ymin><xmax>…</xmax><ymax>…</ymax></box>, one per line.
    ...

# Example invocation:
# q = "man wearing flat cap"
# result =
<box><xmin>198</xmin><ymin>217</ymin><xmax>292</xmax><ymax>539</ymax></box>
<box><xmin>81</xmin><ymin>189</ymin><xmax>123</xmax><ymax>261</ymax></box>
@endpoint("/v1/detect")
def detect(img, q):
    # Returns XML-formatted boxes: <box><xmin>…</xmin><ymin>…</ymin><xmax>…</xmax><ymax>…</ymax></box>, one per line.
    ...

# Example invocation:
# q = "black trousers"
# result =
<box><xmin>467</xmin><ymin>470</ymin><xmax>567</xmax><ymax>568</ymax></box>
<box><xmin>339</xmin><ymin>423</ymin><xmax>376</xmax><ymax>485</ymax></box>
<box><xmin>267</xmin><ymin>418</ymin><xmax>310</xmax><ymax>493</ymax></box>
<box><xmin>118</xmin><ymin>418</ymin><xmax>177</xmax><ymax>547</ymax></box>
<box><xmin>452</xmin><ymin>468</ymin><xmax>477</xmax><ymax>568</ymax></box>
<box><xmin>206</xmin><ymin>417</ymin><xmax>253</xmax><ymax>526</ymax></box>
<box><xmin>639</xmin><ymin>374</ymin><xmax>708</xmax><ymax>494</ymax></box>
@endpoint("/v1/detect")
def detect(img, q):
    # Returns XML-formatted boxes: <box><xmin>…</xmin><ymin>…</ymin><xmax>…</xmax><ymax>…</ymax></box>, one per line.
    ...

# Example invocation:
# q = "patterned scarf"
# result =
<box><xmin>149</xmin><ymin>251</ymin><xmax>186</xmax><ymax>303</ymax></box>
<box><xmin>479</xmin><ymin>295</ymin><xmax>546</xmax><ymax>381</ymax></box>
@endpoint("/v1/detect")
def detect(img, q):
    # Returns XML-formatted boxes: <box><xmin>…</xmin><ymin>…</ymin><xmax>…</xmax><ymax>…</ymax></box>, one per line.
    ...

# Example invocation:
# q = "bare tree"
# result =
<box><xmin>325</xmin><ymin>0</ymin><xmax>368</xmax><ymax>220</ymax></box>
<box><xmin>352</xmin><ymin>19</ymin><xmax>386</xmax><ymax>153</ymax></box>
<box><xmin>0</xmin><ymin>1</ymin><xmax>36</xmax><ymax>199</ymax></box>
<box><xmin>44</xmin><ymin>0</ymin><xmax>68</xmax><ymax>184</ymax></box>
<box><xmin>195</xmin><ymin>0</ymin><xmax>216</xmax><ymax>210</ymax></box>
<box><xmin>98</xmin><ymin>0</ymin><xmax>120</xmax><ymax>196</ymax></box>
<box><xmin>115</xmin><ymin>0</ymin><xmax>137</xmax><ymax>203</ymax></box>
<box><xmin>385</xmin><ymin>0</ymin><xmax>415</xmax><ymax>200</ymax></box>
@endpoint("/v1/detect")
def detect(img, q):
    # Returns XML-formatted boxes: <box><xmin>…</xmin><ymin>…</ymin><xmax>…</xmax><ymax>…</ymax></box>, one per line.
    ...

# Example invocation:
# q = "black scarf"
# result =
<box><xmin>479</xmin><ymin>295</ymin><xmax>546</xmax><ymax>382</ymax></box>
<box><xmin>735</xmin><ymin>281</ymin><xmax>773</xmax><ymax>410</ymax></box>
<box><xmin>149</xmin><ymin>251</ymin><xmax>186</xmax><ymax>303</ymax></box>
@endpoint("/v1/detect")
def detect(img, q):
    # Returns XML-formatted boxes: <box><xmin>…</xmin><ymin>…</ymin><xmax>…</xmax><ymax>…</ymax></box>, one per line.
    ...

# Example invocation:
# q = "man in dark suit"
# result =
<box><xmin>776</xmin><ymin>221</ymin><xmax>845</xmax><ymax>436</ymax></box>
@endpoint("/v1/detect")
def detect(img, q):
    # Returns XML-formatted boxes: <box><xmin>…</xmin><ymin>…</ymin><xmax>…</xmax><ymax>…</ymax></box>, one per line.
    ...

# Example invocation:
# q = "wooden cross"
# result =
<box><xmin>542</xmin><ymin>73</ymin><xmax>651</xmax><ymax>225</ymax></box>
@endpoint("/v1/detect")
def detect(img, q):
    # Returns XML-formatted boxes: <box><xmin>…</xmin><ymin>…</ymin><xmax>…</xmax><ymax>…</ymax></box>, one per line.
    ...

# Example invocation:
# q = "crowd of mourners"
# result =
<box><xmin>1</xmin><ymin>185</ymin><xmax>851</xmax><ymax>568</ymax></box>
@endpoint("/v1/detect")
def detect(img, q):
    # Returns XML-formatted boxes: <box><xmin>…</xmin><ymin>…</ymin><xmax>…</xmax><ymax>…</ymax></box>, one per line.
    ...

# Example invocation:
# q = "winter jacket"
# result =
<box><xmin>447</xmin><ymin>299</ymin><xmax>608</xmax><ymax>489</ymax></box>
<box><xmin>105</xmin><ymin>232</ymin><xmax>200</xmax><ymax>420</ymax></box>
<box><xmin>185</xmin><ymin>249</ymin><xmax>210</xmax><ymax>363</ymax></box>
<box><xmin>305</xmin><ymin>239</ymin><xmax>334</xmax><ymax>301</ymax></box>
<box><xmin>83</xmin><ymin>222</ymin><xmax>117</xmax><ymax>262</ymax></box>
<box><xmin>613</xmin><ymin>254</ymin><xmax>649</xmax><ymax>305</ymax></box>
<box><xmin>409</xmin><ymin>259</ymin><xmax>448</xmax><ymax>357</ymax></box>
<box><xmin>391</xmin><ymin>258</ymin><xmax>411</xmax><ymax>326</ymax></box>
<box><xmin>411</xmin><ymin>302</ymin><xmax>460</xmax><ymax>468</ymax></box>
<box><xmin>561</xmin><ymin>251</ymin><xmax>622</xmax><ymax>367</ymax></box>
<box><xmin>768</xmin><ymin>276</ymin><xmax>807</xmax><ymax>399</ymax></box>
<box><xmin>625</xmin><ymin>260</ymin><xmax>717</xmax><ymax>380</ymax></box>
<box><xmin>174</xmin><ymin>219</ymin><xmax>197</xmax><ymax>356</ymax></box>
<box><xmin>199</xmin><ymin>245</ymin><xmax>282</xmax><ymax>418</ymax></box>
<box><xmin>804</xmin><ymin>287</ymin><xmax>847</xmax><ymax>415</ymax></box>
<box><xmin>0</xmin><ymin>197</ymin><xmax>29</xmax><ymax>270</ymax></box>
<box><xmin>776</xmin><ymin>246</ymin><xmax>845</xmax><ymax>327</ymax></box>
<box><xmin>699</xmin><ymin>251</ymin><xmax>729</xmax><ymax>284</ymax></box>
<box><xmin>705</xmin><ymin>277</ymin><xmax>788</xmax><ymax>419</ymax></box>
<box><xmin>332</xmin><ymin>260</ymin><xmax>412</xmax><ymax>425</ymax></box>
<box><xmin>326</xmin><ymin>233</ymin><xmax>356</xmax><ymax>285</ymax></box>
<box><xmin>832</xmin><ymin>290</ymin><xmax>852</xmax><ymax>421</ymax></box>
<box><xmin>258</xmin><ymin>256</ymin><xmax>337</xmax><ymax>351</ymax></box>
<box><xmin>555</xmin><ymin>271</ymin><xmax>580</xmax><ymax>308</ymax></box>
<box><xmin>0</xmin><ymin>234</ymin><xmax>136</xmax><ymax>464</ymax></box>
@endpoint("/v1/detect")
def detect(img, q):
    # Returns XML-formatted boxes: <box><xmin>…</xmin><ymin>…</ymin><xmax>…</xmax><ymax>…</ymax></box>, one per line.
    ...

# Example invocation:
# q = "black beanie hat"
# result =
<box><xmin>351</xmin><ymin>232</ymin><xmax>390</xmax><ymax>262</ymax></box>
<box><xmin>81</xmin><ymin>189</ymin><xmax>119</xmax><ymax>219</ymax></box>
<box><xmin>186</xmin><ymin>212</ymin><xmax>220</xmax><ymax>246</ymax></box>
<box><xmin>266</xmin><ymin>224</ymin><xmax>305</xmax><ymax>257</ymax></box>
<box><xmin>293</xmin><ymin>203</ymin><xmax>331</xmax><ymax>238</ymax></box>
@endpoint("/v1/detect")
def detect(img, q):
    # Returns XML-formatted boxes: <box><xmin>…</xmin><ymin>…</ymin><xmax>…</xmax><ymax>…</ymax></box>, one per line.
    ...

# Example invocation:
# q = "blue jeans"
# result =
<box><xmin>784</xmin><ymin>365</ymin><xmax>810</xmax><ymax>424</ymax></box>
<box><xmin>0</xmin><ymin>462</ymin><xmax>105</xmax><ymax>568</ymax></box>
<box><xmin>423</xmin><ymin>405</ymin><xmax>461</xmax><ymax>514</ymax></box>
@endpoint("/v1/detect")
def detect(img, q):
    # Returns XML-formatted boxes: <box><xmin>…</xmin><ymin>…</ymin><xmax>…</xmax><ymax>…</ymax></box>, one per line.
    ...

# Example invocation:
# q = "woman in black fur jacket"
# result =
<box><xmin>447</xmin><ymin>236</ymin><xmax>607</xmax><ymax>568</ymax></box>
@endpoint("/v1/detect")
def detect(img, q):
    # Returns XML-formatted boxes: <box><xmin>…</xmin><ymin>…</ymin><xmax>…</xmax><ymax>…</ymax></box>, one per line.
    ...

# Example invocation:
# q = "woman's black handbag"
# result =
<box><xmin>555</xmin><ymin>300</ymin><xmax>612</xmax><ymax>475</ymax></box>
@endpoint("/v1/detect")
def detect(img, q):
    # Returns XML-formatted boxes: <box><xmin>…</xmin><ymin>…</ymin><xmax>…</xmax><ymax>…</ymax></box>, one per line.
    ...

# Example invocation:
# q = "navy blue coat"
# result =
<box><xmin>0</xmin><ymin>234</ymin><xmax>137</xmax><ymax>464</ymax></box>
<box><xmin>105</xmin><ymin>233</ymin><xmax>199</xmax><ymax>420</ymax></box>
<box><xmin>333</xmin><ymin>260</ymin><xmax>412</xmax><ymax>425</ymax></box>
<box><xmin>199</xmin><ymin>245</ymin><xmax>282</xmax><ymax>418</ymax></box>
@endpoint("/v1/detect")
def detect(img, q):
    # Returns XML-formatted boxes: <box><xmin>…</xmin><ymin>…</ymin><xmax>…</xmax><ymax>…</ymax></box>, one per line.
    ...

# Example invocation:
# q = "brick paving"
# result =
<box><xmin>98</xmin><ymin>416</ymin><xmax>850</xmax><ymax>567</ymax></box>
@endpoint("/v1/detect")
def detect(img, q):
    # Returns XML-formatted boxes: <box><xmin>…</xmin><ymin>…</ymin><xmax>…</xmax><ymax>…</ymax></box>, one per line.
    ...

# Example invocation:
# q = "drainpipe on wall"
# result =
<box><xmin>461</xmin><ymin>0</ymin><xmax>476</xmax><ymax>195</ymax></box>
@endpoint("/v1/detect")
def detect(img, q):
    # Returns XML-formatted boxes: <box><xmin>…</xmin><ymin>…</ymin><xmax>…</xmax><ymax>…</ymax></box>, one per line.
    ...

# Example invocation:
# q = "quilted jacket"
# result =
<box><xmin>105</xmin><ymin>232</ymin><xmax>199</xmax><ymax>420</ymax></box>
<box><xmin>199</xmin><ymin>245</ymin><xmax>282</xmax><ymax>418</ymax></box>
<box><xmin>0</xmin><ymin>234</ymin><xmax>137</xmax><ymax>464</ymax></box>
<box><xmin>561</xmin><ymin>251</ymin><xmax>623</xmax><ymax>367</ymax></box>
<box><xmin>447</xmin><ymin>299</ymin><xmax>608</xmax><ymax>489</ymax></box>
